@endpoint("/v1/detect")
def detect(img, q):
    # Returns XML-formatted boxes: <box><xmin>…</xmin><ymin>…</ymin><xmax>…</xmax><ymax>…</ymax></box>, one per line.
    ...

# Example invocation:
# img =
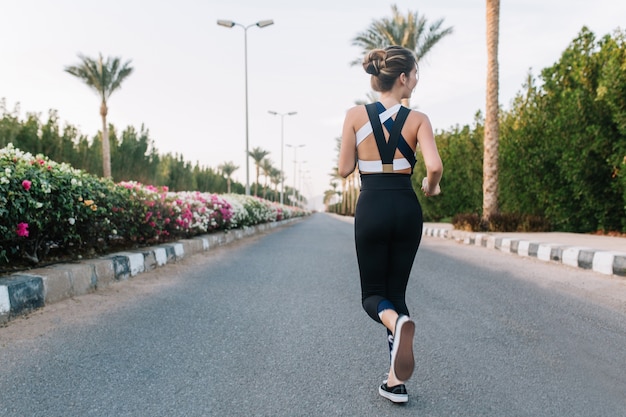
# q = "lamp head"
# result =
<box><xmin>217</xmin><ymin>19</ymin><xmax>235</xmax><ymax>28</ymax></box>
<box><xmin>256</xmin><ymin>20</ymin><xmax>274</xmax><ymax>28</ymax></box>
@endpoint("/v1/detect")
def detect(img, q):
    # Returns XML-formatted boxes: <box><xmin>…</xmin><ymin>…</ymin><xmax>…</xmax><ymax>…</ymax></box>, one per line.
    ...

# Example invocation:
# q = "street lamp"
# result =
<box><xmin>285</xmin><ymin>143</ymin><xmax>305</xmax><ymax>206</ymax></box>
<box><xmin>298</xmin><ymin>162</ymin><xmax>308</xmax><ymax>207</ymax></box>
<box><xmin>268</xmin><ymin>110</ymin><xmax>297</xmax><ymax>205</ymax></box>
<box><xmin>218</xmin><ymin>18</ymin><xmax>274</xmax><ymax>196</ymax></box>
<box><xmin>299</xmin><ymin>167</ymin><xmax>311</xmax><ymax>208</ymax></box>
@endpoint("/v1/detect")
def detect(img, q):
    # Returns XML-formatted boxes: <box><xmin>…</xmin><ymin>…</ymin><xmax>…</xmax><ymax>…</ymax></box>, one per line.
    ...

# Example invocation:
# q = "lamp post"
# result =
<box><xmin>298</xmin><ymin>162</ymin><xmax>308</xmax><ymax>208</ymax></box>
<box><xmin>268</xmin><ymin>110</ymin><xmax>297</xmax><ymax>205</ymax></box>
<box><xmin>299</xmin><ymin>167</ymin><xmax>310</xmax><ymax>208</ymax></box>
<box><xmin>218</xmin><ymin>19</ymin><xmax>274</xmax><ymax>196</ymax></box>
<box><xmin>285</xmin><ymin>143</ymin><xmax>305</xmax><ymax>205</ymax></box>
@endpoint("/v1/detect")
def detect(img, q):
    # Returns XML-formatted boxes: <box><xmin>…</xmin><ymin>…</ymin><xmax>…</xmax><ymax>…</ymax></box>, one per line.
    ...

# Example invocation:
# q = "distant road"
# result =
<box><xmin>1</xmin><ymin>213</ymin><xmax>625</xmax><ymax>417</ymax></box>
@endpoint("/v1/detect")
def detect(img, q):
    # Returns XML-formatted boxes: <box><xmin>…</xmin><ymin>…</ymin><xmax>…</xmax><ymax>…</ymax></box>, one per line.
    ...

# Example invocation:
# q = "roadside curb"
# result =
<box><xmin>422</xmin><ymin>227</ymin><xmax>626</xmax><ymax>278</ymax></box>
<box><xmin>0</xmin><ymin>218</ymin><xmax>300</xmax><ymax>324</ymax></box>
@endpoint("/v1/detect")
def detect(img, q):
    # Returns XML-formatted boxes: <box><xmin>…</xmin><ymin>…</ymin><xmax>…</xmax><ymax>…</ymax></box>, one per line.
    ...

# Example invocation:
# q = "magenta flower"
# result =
<box><xmin>16</xmin><ymin>222</ymin><xmax>29</xmax><ymax>237</ymax></box>
<box><xmin>22</xmin><ymin>180</ymin><xmax>32</xmax><ymax>191</ymax></box>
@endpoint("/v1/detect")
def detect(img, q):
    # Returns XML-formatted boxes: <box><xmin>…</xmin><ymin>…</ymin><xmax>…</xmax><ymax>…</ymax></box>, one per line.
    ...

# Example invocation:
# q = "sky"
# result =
<box><xmin>1</xmin><ymin>0</ymin><xmax>625</xmax><ymax>210</ymax></box>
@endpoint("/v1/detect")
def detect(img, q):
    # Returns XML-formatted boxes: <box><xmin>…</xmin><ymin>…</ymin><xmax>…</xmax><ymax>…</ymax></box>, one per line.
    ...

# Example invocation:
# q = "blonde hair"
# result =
<box><xmin>362</xmin><ymin>46</ymin><xmax>417</xmax><ymax>92</ymax></box>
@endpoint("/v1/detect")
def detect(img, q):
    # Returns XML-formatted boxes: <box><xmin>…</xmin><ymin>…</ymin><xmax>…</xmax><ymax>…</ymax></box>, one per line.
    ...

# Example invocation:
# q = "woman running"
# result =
<box><xmin>338</xmin><ymin>45</ymin><xmax>443</xmax><ymax>404</ymax></box>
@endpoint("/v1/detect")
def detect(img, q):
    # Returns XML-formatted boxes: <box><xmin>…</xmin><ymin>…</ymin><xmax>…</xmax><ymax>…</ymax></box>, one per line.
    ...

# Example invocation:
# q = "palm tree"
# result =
<box><xmin>260</xmin><ymin>158</ymin><xmax>274</xmax><ymax>199</ymax></box>
<box><xmin>248</xmin><ymin>147</ymin><xmax>270</xmax><ymax>196</ymax></box>
<box><xmin>483</xmin><ymin>0</ymin><xmax>500</xmax><ymax>221</ymax></box>
<box><xmin>269</xmin><ymin>167</ymin><xmax>282</xmax><ymax>202</ymax></box>
<box><xmin>352</xmin><ymin>5</ymin><xmax>453</xmax><ymax>107</ymax></box>
<box><xmin>65</xmin><ymin>53</ymin><xmax>134</xmax><ymax>178</ymax></box>
<box><xmin>324</xmin><ymin>187</ymin><xmax>339</xmax><ymax>210</ymax></box>
<box><xmin>218</xmin><ymin>161</ymin><xmax>239</xmax><ymax>193</ymax></box>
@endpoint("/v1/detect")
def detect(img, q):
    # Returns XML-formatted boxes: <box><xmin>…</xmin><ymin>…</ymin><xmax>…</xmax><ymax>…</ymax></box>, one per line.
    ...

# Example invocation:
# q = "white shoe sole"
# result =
<box><xmin>378</xmin><ymin>385</ymin><xmax>408</xmax><ymax>403</ymax></box>
<box><xmin>391</xmin><ymin>316</ymin><xmax>415</xmax><ymax>381</ymax></box>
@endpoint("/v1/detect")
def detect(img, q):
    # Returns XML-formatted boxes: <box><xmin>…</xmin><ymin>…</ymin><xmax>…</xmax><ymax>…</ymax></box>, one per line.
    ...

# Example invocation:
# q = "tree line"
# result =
<box><xmin>0</xmin><ymin>100</ymin><xmax>304</xmax><ymax>202</ymax></box>
<box><xmin>330</xmin><ymin>26</ymin><xmax>626</xmax><ymax>233</ymax></box>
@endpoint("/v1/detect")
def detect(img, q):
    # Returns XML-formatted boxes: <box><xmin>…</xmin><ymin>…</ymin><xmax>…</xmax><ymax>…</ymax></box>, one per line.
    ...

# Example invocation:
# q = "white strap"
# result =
<box><xmin>358</xmin><ymin>158</ymin><xmax>411</xmax><ymax>173</ymax></box>
<box><xmin>355</xmin><ymin>104</ymin><xmax>402</xmax><ymax>146</ymax></box>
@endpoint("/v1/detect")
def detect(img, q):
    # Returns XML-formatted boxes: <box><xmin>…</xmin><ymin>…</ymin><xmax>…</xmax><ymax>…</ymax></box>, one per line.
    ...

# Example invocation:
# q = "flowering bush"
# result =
<box><xmin>118</xmin><ymin>181</ymin><xmax>173</xmax><ymax>242</ymax></box>
<box><xmin>0</xmin><ymin>144</ymin><xmax>135</xmax><ymax>264</ymax></box>
<box><xmin>223</xmin><ymin>194</ymin><xmax>278</xmax><ymax>226</ymax></box>
<box><xmin>164</xmin><ymin>191</ymin><xmax>234</xmax><ymax>237</ymax></box>
<box><xmin>0</xmin><ymin>145</ymin><xmax>309</xmax><ymax>268</ymax></box>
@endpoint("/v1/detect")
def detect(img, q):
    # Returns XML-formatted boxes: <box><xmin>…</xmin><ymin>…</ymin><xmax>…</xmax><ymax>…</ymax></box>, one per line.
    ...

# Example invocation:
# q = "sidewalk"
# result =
<box><xmin>0</xmin><ymin>218</ymin><xmax>300</xmax><ymax>324</ymax></box>
<box><xmin>423</xmin><ymin>222</ymin><xmax>626</xmax><ymax>278</ymax></box>
<box><xmin>329</xmin><ymin>214</ymin><xmax>626</xmax><ymax>279</ymax></box>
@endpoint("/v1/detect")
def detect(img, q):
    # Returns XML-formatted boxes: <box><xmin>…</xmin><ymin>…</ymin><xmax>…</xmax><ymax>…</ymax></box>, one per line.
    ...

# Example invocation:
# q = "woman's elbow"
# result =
<box><xmin>338</xmin><ymin>166</ymin><xmax>354</xmax><ymax>178</ymax></box>
<box><xmin>427</xmin><ymin>161</ymin><xmax>443</xmax><ymax>176</ymax></box>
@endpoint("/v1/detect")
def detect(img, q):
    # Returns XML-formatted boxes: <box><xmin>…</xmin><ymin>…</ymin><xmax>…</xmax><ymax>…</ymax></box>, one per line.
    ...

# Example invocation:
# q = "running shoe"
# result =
<box><xmin>390</xmin><ymin>315</ymin><xmax>415</xmax><ymax>381</ymax></box>
<box><xmin>379</xmin><ymin>382</ymin><xmax>408</xmax><ymax>403</ymax></box>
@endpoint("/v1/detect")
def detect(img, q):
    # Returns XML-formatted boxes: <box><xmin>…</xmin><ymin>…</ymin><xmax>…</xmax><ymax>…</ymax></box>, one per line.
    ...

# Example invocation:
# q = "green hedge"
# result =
<box><xmin>1</xmin><ymin>144</ymin><xmax>309</xmax><ymax>268</ymax></box>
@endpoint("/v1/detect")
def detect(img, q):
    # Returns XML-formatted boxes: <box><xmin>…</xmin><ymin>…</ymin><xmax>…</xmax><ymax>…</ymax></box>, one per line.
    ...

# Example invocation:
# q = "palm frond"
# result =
<box><xmin>350</xmin><ymin>4</ymin><xmax>453</xmax><ymax>65</ymax></box>
<box><xmin>65</xmin><ymin>52</ymin><xmax>134</xmax><ymax>102</ymax></box>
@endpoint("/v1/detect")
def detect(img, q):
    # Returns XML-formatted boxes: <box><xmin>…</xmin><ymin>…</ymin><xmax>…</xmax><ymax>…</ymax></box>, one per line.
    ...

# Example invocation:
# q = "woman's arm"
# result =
<box><xmin>416</xmin><ymin>114</ymin><xmax>443</xmax><ymax>196</ymax></box>
<box><xmin>338</xmin><ymin>107</ymin><xmax>358</xmax><ymax>178</ymax></box>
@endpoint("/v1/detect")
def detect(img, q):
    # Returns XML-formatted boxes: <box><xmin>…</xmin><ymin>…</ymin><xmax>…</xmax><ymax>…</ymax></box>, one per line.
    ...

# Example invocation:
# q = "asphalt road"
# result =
<box><xmin>1</xmin><ymin>213</ymin><xmax>626</xmax><ymax>417</ymax></box>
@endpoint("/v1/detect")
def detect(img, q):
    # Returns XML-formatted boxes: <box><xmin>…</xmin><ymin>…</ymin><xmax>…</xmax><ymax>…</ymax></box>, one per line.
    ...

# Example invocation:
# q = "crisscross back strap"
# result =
<box><xmin>365</xmin><ymin>103</ymin><xmax>392</xmax><ymax>164</ymax></box>
<box><xmin>376</xmin><ymin>102</ymin><xmax>415</xmax><ymax>168</ymax></box>
<box><xmin>365</xmin><ymin>103</ymin><xmax>411</xmax><ymax>170</ymax></box>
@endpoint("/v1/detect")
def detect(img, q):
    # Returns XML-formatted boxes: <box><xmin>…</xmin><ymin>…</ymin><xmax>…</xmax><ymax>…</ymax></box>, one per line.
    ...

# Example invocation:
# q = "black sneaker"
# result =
<box><xmin>379</xmin><ymin>383</ymin><xmax>408</xmax><ymax>403</ymax></box>
<box><xmin>390</xmin><ymin>315</ymin><xmax>415</xmax><ymax>381</ymax></box>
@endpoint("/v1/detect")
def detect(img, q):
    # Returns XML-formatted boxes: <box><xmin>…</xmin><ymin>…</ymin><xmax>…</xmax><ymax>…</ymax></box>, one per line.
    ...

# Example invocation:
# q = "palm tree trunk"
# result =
<box><xmin>483</xmin><ymin>0</ymin><xmax>500</xmax><ymax>221</ymax></box>
<box><xmin>100</xmin><ymin>101</ymin><xmax>112</xmax><ymax>178</ymax></box>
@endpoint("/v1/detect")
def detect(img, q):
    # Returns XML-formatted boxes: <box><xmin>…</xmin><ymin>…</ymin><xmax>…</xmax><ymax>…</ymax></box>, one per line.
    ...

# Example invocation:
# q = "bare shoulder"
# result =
<box><xmin>344</xmin><ymin>105</ymin><xmax>368</xmax><ymax>128</ymax></box>
<box><xmin>407</xmin><ymin>108</ymin><xmax>430</xmax><ymax>123</ymax></box>
<box><xmin>346</xmin><ymin>104</ymin><xmax>365</xmax><ymax>118</ymax></box>
<box><xmin>405</xmin><ymin>108</ymin><xmax>432</xmax><ymax>131</ymax></box>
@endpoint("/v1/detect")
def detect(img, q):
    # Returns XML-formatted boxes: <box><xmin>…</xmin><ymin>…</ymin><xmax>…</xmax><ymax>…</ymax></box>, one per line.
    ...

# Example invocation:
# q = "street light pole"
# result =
<box><xmin>285</xmin><ymin>143</ymin><xmax>305</xmax><ymax>206</ymax></box>
<box><xmin>218</xmin><ymin>19</ymin><xmax>274</xmax><ymax>196</ymax></box>
<box><xmin>268</xmin><ymin>110</ymin><xmax>297</xmax><ymax>205</ymax></box>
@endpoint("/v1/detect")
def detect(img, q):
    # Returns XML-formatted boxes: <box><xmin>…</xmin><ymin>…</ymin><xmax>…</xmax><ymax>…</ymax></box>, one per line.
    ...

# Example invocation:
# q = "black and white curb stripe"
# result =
<box><xmin>423</xmin><ymin>227</ymin><xmax>626</xmax><ymax>278</ymax></box>
<box><xmin>0</xmin><ymin>219</ymin><xmax>298</xmax><ymax>324</ymax></box>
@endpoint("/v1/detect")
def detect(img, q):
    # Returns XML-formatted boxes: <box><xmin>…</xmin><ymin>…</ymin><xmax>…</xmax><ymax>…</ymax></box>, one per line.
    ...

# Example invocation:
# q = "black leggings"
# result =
<box><xmin>354</xmin><ymin>174</ymin><xmax>423</xmax><ymax>323</ymax></box>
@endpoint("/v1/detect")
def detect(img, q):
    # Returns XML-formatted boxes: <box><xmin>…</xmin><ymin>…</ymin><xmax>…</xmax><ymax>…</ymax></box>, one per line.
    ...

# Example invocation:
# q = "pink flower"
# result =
<box><xmin>22</xmin><ymin>180</ymin><xmax>32</xmax><ymax>191</ymax></box>
<box><xmin>16</xmin><ymin>222</ymin><xmax>29</xmax><ymax>237</ymax></box>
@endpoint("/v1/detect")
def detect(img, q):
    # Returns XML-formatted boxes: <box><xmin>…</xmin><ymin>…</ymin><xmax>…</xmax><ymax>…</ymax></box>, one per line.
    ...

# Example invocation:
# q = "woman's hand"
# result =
<box><xmin>421</xmin><ymin>177</ymin><xmax>441</xmax><ymax>197</ymax></box>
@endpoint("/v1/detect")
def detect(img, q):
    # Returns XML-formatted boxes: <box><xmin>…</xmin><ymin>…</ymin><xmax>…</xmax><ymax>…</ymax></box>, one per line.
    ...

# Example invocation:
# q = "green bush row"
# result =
<box><xmin>0</xmin><ymin>144</ymin><xmax>309</xmax><ymax>269</ymax></box>
<box><xmin>414</xmin><ymin>28</ymin><xmax>626</xmax><ymax>233</ymax></box>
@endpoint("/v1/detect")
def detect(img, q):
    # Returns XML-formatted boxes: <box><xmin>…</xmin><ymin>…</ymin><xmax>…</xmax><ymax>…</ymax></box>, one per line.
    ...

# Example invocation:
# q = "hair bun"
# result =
<box><xmin>364</xmin><ymin>62</ymin><xmax>380</xmax><ymax>76</ymax></box>
<box><xmin>362</xmin><ymin>49</ymin><xmax>387</xmax><ymax>76</ymax></box>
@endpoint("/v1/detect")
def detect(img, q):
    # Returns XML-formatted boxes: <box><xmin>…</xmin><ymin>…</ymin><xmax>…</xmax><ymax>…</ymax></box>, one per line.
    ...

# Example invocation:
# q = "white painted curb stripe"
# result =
<box><xmin>518</xmin><ymin>241</ymin><xmax>531</xmax><ymax>257</ymax></box>
<box><xmin>127</xmin><ymin>253</ymin><xmax>145</xmax><ymax>276</ymax></box>
<box><xmin>154</xmin><ymin>247</ymin><xmax>167</xmax><ymax>266</ymax></box>
<box><xmin>593</xmin><ymin>251</ymin><xmax>616</xmax><ymax>275</ymax></box>
<box><xmin>537</xmin><ymin>244</ymin><xmax>555</xmax><ymax>262</ymax></box>
<box><xmin>500</xmin><ymin>238</ymin><xmax>512</xmax><ymax>253</ymax></box>
<box><xmin>173</xmin><ymin>243</ymin><xmax>184</xmax><ymax>258</ymax></box>
<box><xmin>562</xmin><ymin>247</ymin><xmax>585</xmax><ymax>268</ymax></box>
<box><xmin>114</xmin><ymin>252</ymin><xmax>146</xmax><ymax>276</ymax></box>
<box><xmin>0</xmin><ymin>285</ymin><xmax>10</xmax><ymax>314</ymax></box>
